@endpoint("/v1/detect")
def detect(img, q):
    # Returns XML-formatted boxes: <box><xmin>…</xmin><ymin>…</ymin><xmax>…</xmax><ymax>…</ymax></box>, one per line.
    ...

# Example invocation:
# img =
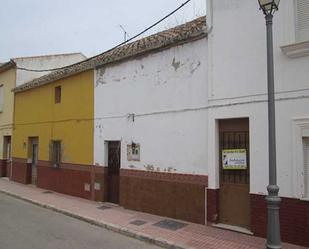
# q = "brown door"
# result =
<box><xmin>107</xmin><ymin>141</ymin><xmax>120</xmax><ymax>204</ymax></box>
<box><xmin>219</xmin><ymin>118</ymin><xmax>250</xmax><ymax>230</ymax></box>
<box><xmin>3</xmin><ymin>136</ymin><xmax>11</xmax><ymax>177</ymax></box>
<box><xmin>29</xmin><ymin>137</ymin><xmax>39</xmax><ymax>185</ymax></box>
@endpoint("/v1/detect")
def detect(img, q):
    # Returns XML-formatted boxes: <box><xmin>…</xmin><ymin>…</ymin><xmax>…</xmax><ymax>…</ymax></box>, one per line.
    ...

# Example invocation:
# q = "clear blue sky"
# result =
<box><xmin>0</xmin><ymin>0</ymin><xmax>206</xmax><ymax>61</ymax></box>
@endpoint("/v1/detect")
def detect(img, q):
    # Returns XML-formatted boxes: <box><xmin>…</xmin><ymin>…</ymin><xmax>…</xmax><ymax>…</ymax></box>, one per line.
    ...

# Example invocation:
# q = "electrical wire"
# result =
<box><xmin>14</xmin><ymin>93</ymin><xmax>309</xmax><ymax>126</ymax></box>
<box><xmin>15</xmin><ymin>0</ymin><xmax>192</xmax><ymax>73</ymax></box>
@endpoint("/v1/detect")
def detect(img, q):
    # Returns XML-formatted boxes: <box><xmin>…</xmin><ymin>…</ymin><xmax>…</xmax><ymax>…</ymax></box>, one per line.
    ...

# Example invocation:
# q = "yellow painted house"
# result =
<box><xmin>12</xmin><ymin>69</ymin><xmax>104</xmax><ymax>200</ymax></box>
<box><xmin>0</xmin><ymin>62</ymin><xmax>15</xmax><ymax>177</ymax></box>
<box><xmin>0</xmin><ymin>53</ymin><xmax>86</xmax><ymax>179</ymax></box>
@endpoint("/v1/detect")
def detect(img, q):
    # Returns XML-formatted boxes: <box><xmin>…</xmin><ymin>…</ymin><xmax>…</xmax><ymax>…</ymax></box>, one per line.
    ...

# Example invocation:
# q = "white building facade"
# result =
<box><xmin>94</xmin><ymin>17</ymin><xmax>209</xmax><ymax>224</ymax></box>
<box><xmin>206</xmin><ymin>0</ymin><xmax>309</xmax><ymax>246</ymax></box>
<box><xmin>92</xmin><ymin>2</ymin><xmax>309</xmax><ymax>245</ymax></box>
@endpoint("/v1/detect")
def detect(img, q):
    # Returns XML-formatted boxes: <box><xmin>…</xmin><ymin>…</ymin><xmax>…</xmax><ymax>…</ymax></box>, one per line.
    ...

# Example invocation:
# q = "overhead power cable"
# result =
<box><xmin>15</xmin><ymin>0</ymin><xmax>192</xmax><ymax>73</ymax></box>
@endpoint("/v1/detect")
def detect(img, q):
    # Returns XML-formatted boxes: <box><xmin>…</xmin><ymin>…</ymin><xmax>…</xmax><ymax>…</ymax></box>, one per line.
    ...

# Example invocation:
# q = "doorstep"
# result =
<box><xmin>212</xmin><ymin>223</ymin><xmax>254</xmax><ymax>235</ymax></box>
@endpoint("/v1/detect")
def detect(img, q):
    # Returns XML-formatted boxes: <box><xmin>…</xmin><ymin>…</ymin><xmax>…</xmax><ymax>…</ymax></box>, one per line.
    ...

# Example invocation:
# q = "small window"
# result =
<box><xmin>303</xmin><ymin>137</ymin><xmax>309</xmax><ymax>198</ymax></box>
<box><xmin>55</xmin><ymin>86</ymin><xmax>61</xmax><ymax>103</ymax></box>
<box><xmin>295</xmin><ymin>0</ymin><xmax>309</xmax><ymax>42</ymax></box>
<box><xmin>0</xmin><ymin>85</ymin><xmax>4</xmax><ymax>112</ymax></box>
<box><xmin>51</xmin><ymin>140</ymin><xmax>61</xmax><ymax>167</ymax></box>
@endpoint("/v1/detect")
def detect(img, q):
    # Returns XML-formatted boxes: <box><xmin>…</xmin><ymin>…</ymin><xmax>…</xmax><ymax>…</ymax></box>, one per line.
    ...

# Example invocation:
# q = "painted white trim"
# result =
<box><xmin>93</xmin><ymin>69</ymin><xmax>97</xmax><ymax>165</ymax></box>
<box><xmin>204</xmin><ymin>186</ymin><xmax>207</xmax><ymax>225</ymax></box>
<box><xmin>281</xmin><ymin>40</ymin><xmax>309</xmax><ymax>58</ymax></box>
<box><xmin>207</xmin><ymin>118</ymin><xmax>219</xmax><ymax>189</ymax></box>
<box><xmin>291</xmin><ymin>117</ymin><xmax>309</xmax><ymax>199</ymax></box>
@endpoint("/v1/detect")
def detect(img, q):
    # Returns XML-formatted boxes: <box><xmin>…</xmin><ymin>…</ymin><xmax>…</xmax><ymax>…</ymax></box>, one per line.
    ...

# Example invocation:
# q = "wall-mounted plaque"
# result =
<box><xmin>222</xmin><ymin>149</ymin><xmax>247</xmax><ymax>170</ymax></box>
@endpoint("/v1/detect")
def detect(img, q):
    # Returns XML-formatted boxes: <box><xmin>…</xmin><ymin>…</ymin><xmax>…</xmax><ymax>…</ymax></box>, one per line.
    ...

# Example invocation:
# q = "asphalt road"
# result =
<box><xmin>0</xmin><ymin>193</ymin><xmax>161</xmax><ymax>249</ymax></box>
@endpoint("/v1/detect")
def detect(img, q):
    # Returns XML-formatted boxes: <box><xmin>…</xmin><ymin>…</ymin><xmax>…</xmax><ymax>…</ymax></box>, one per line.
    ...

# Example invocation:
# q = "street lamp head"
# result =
<box><xmin>258</xmin><ymin>0</ymin><xmax>280</xmax><ymax>15</ymax></box>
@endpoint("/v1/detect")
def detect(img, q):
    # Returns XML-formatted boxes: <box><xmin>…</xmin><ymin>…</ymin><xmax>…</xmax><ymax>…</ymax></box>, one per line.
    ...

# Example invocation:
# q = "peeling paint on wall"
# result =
<box><xmin>96</xmin><ymin>68</ymin><xmax>107</xmax><ymax>86</ymax></box>
<box><xmin>95</xmin><ymin>124</ymin><xmax>104</xmax><ymax>139</ymax></box>
<box><xmin>172</xmin><ymin>57</ymin><xmax>181</xmax><ymax>71</ymax></box>
<box><xmin>93</xmin><ymin>38</ymin><xmax>208</xmax><ymax>173</ymax></box>
<box><xmin>164</xmin><ymin>167</ymin><xmax>177</xmax><ymax>173</ymax></box>
<box><xmin>190</xmin><ymin>61</ymin><xmax>201</xmax><ymax>75</ymax></box>
<box><xmin>144</xmin><ymin>164</ymin><xmax>155</xmax><ymax>171</ymax></box>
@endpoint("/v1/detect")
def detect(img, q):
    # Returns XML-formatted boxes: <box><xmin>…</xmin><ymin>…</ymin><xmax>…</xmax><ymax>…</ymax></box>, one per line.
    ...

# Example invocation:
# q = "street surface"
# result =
<box><xmin>0</xmin><ymin>193</ymin><xmax>161</xmax><ymax>249</ymax></box>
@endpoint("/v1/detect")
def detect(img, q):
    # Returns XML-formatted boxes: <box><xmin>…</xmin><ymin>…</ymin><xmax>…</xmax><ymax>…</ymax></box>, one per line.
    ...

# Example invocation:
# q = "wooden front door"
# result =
<box><xmin>3</xmin><ymin>136</ymin><xmax>11</xmax><ymax>177</ymax></box>
<box><xmin>219</xmin><ymin>118</ymin><xmax>250</xmax><ymax>230</ymax></box>
<box><xmin>107</xmin><ymin>141</ymin><xmax>120</xmax><ymax>204</ymax></box>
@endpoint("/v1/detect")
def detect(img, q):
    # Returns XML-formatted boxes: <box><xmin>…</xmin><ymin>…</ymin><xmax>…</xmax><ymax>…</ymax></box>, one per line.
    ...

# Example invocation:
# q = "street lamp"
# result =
<box><xmin>257</xmin><ymin>1</ymin><xmax>281</xmax><ymax>249</ymax></box>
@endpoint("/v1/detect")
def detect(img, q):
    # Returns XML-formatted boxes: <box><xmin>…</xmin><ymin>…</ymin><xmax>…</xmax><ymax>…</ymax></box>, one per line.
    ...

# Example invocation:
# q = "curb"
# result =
<box><xmin>0</xmin><ymin>189</ymin><xmax>186</xmax><ymax>249</ymax></box>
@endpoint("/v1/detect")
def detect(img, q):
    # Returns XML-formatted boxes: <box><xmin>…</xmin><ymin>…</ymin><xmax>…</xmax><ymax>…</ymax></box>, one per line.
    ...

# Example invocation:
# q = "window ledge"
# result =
<box><xmin>281</xmin><ymin>40</ymin><xmax>309</xmax><ymax>58</ymax></box>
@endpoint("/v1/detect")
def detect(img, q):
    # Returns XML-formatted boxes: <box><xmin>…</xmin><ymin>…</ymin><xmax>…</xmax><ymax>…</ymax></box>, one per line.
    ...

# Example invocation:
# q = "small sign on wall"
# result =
<box><xmin>222</xmin><ymin>149</ymin><xmax>247</xmax><ymax>170</ymax></box>
<box><xmin>94</xmin><ymin>182</ymin><xmax>101</xmax><ymax>191</ymax></box>
<box><xmin>127</xmin><ymin>143</ymin><xmax>140</xmax><ymax>161</ymax></box>
<box><xmin>84</xmin><ymin>183</ymin><xmax>91</xmax><ymax>192</ymax></box>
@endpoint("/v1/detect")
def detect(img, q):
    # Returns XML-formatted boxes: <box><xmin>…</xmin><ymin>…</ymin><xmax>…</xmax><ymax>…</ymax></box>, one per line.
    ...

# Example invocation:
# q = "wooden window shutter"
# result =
<box><xmin>295</xmin><ymin>0</ymin><xmax>309</xmax><ymax>42</ymax></box>
<box><xmin>49</xmin><ymin>142</ymin><xmax>54</xmax><ymax>164</ymax></box>
<box><xmin>303</xmin><ymin>137</ymin><xmax>309</xmax><ymax>198</ymax></box>
<box><xmin>55</xmin><ymin>86</ymin><xmax>61</xmax><ymax>103</ymax></box>
<box><xmin>50</xmin><ymin>140</ymin><xmax>61</xmax><ymax>167</ymax></box>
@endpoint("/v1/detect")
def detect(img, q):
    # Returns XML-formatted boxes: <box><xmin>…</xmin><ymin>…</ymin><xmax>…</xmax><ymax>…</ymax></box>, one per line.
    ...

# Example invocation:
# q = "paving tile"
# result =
<box><xmin>97</xmin><ymin>205</ymin><xmax>112</xmax><ymax>210</ymax></box>
<box><xmin>153</xmin><ymin>219</ymin><xmax>188</xmax><ymax>231</ymax></box>
<box><xmin>129</xmin><ymin>219</ymin><xmax>147</xmax><ymax>226</ymax></box>
<box><xmin>0</xmin><ymin>178</ymin><xmax>306</xmax><ymax>249</ymax></box>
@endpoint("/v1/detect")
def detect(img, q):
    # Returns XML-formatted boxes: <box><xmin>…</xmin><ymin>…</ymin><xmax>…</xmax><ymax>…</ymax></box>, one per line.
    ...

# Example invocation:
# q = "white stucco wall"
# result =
<box><xmin>14</xmin><ymin>53</ymin><xmax>86</xmax><ymax>87</ymax></box>
<box><xmin>94</xmin><ymin>38</ymin><xmax>208</xmax><ymax>175</ymax></box>
<box><xmin>207</xmin><ymin>0</ymin><xmax>309</xmax><ymax>199</ymax></box>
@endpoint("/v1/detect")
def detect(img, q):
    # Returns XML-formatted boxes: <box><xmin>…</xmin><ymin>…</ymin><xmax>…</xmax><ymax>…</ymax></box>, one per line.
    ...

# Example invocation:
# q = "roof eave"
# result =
<box><xmin>13</xmin><ymin>16</ymin><xmax>207</xmax><ymax>93</ymax></box>
<box><xmin>0</xmin><ymin>60</ymin><xmax>16</xmax><ymax>74</ymax></box>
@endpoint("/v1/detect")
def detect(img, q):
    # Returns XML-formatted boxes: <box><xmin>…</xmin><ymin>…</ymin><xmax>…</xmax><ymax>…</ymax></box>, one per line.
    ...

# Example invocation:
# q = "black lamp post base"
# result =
<box><xmin>266</xmin><ymin>185</ymin><xmax>281</xmax><ymax>249</ymax></box>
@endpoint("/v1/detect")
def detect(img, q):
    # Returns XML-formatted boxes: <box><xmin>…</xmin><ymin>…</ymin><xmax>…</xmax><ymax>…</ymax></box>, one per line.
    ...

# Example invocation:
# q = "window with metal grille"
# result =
<box><xmin>55</xmin><ymin>86</ymin><xmax>61</xmax><ymax>103</ymax></box>
<box><xmin>303</xmin><ymin>137</ymin><xmax>309</xmax><ymax>199</ymax></box>
<box><xmin>51</xmin><ymin>140</ymin><xmax>61</xmax><ymax>167</ymax></box>
<box><xmin>295</xmin><ymin>0</ymin><xmax>309</xmax><ymax>42</ymax></box>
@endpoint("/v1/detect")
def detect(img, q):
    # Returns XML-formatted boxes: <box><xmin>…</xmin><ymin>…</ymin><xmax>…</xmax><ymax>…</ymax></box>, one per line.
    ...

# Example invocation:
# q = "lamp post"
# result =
<box><xmin>257</xmin><ymin>1</ymin><xmax>281</xmax><ymax>248</ymax></box>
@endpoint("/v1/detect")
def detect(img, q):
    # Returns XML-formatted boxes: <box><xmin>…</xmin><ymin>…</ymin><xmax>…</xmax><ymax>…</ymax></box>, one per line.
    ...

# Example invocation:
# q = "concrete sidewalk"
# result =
<box><xmin>0</xmin><ymin>178</ymin><xmax>305</xmax><ymax>249</ymax></box>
